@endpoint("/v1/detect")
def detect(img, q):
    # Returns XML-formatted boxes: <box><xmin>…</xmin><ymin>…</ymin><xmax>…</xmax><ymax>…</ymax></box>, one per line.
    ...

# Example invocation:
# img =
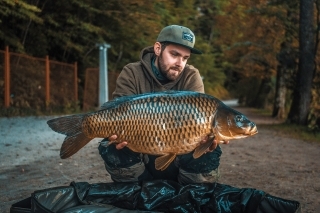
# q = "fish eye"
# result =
<box><xmin>235</xmin><ymin>115</ymin><xmax>243</xmax><ymax>122</ymax></box>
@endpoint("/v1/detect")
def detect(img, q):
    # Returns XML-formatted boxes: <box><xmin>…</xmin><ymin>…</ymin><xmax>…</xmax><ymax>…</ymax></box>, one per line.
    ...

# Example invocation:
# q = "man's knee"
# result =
<box><xmin>104</xmin><ymin>161</ymin><xmax>148</xmax><ymax>182</ymax></box>
<box><xmin>98</xmin><ymin>142</ymin><xmax>141</xmax><ymax>169</ymax></box>
<box><xmin>175</xmin><ymin>147</ymin><xmax>222</xmax><ymax>184</ymax></box>
<box><xmin>176</xmin><ymin>147</ymin><xmax>221</xmax><ymax>172</ymax></box>
<box><xmin>177</xmin><ymin>167</ymin><xmax>220</xmax><ymax>185</ymax></box>
<box><xmin>98</xmin><ymin>142</ymin><xmax>152</xmax><ymax>182</ymax></box>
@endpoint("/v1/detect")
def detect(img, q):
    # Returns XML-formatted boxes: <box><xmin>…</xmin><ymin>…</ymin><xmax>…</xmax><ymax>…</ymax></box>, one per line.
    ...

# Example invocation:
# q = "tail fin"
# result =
<box><xmin>47</xmin><ymin>115</ymin><xmax>93</xmax><ymax>159</ymax></box>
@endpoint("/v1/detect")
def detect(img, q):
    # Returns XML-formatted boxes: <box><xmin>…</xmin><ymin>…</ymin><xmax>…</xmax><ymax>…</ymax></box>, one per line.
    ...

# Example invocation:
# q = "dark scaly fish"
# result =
<box><xmin>47</xmin><ymin>91</ymin><xmax>258</xmax><ymax>171</ymax></box>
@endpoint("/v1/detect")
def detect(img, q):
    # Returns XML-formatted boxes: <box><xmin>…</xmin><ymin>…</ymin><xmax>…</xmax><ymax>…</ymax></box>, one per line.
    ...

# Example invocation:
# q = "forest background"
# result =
<box><xmin>0</xmin><ymin>0</ymin><xmax>319</xmax><ymax>130</ymax></box>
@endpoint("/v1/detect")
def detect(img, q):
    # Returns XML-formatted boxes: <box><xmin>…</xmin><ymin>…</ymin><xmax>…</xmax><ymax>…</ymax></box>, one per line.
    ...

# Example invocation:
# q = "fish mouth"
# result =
<box><xmin>245</xmin><ymin>125</ymin><xmax>258</xmax><ymax>136</ymax></box>
<box><xmin>215</xmin><ymin>122</ymin><xmax>258</xmax><ymax>141</ymax></box>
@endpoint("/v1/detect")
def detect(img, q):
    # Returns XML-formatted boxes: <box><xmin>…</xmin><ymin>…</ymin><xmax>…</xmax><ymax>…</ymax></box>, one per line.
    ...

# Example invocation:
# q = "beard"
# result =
<box><xmin>158</xmin><ymin>53</ymin><xmax>183</xmax><ymax>81</ymax></box>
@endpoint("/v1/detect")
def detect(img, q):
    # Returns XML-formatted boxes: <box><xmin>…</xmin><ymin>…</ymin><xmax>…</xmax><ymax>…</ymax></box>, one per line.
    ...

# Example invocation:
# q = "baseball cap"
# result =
<box><xmin>156</xmin><ymin>25</ymin><xmax>202</xmax><ymax>54</ymax></box>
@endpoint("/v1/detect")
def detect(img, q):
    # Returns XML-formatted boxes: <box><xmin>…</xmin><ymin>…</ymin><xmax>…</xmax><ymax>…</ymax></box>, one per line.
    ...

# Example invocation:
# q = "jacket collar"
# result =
<box><xmin>139</xmin><ymin>46</ymin><xmax>185</xmax><ymax>90</ymax></box>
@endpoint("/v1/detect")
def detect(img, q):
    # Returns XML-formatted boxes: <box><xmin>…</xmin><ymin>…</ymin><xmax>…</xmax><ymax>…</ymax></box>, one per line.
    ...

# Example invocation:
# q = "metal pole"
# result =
<box><xmin>98</xmin><ymin>43</ymin><xmax>111</xmax><ymax>106</ymax></box>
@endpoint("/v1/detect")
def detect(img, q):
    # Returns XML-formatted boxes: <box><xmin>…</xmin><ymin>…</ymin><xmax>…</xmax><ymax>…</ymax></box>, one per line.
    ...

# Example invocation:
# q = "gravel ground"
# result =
<box><xmin>0</xmin><ymin>107</ymin><xmax>319</xmax><ymax>213</ymax></box>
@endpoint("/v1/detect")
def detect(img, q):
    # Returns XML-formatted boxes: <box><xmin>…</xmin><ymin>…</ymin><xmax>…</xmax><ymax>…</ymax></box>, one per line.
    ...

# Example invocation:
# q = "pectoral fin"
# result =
<box><xmin>155</xmin><ymin>153</ymin><xmax>176</xmax><ymax>171</ymax></box>
<box><xmin>193</xmin><ymin>136</ymin><xmax>215</xmax><ymax>159</ymax></box>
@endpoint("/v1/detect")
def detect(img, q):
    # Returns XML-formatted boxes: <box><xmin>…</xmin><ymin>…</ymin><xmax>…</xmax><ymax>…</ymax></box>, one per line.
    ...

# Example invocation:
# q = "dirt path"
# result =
<box><xmin>0</xmin><ymin>108</ymin><xmax>319</xmax><ymax>213</ymax></box>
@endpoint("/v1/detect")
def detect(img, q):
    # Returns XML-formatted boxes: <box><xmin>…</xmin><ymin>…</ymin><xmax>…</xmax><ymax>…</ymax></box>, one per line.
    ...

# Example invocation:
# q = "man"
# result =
<box><xmin>99</xmin><ymin>25</ymin><xmax>228</xmax><ymax>185</ymax></box>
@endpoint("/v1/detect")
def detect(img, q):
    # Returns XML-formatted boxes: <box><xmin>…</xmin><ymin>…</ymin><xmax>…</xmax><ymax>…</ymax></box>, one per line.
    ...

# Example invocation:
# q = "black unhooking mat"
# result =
<box><xmin>10</xmin><ymin>180</ymin><xmax>301</xmax><ymax>213</ymax></box>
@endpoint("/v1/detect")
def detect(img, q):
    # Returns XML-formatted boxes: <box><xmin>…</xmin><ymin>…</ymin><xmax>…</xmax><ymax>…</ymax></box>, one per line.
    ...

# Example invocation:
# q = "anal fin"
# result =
<box><xmin>193</xmin><ymin>136</ymin><xmax>215</xmax><ymax>159</ymax></box>
<box><xmin>155</xmin><ymin>153</ymin><xmax>176</xmax><ymax>171</ymax></box>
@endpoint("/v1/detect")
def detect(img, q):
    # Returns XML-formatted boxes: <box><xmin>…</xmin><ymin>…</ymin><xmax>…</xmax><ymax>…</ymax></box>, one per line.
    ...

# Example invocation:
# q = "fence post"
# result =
<box><xmin>45</xmin><ymin>55</ymin><xmax>50</xmax><ymax>106</ymax></box>
<box><xmin>4</xmin><ymin>46</ymin><xmax>10</xmax><ymax>108</ymax></box>
<box><xmin>97</xmin><ymin>43</ymin><xmax>111</xmax><ymax>106</ymax></box>
<box><xmin>74</xmin><ymin>62</ymin><xmax>78</xmax><ymax>102</ymax></box>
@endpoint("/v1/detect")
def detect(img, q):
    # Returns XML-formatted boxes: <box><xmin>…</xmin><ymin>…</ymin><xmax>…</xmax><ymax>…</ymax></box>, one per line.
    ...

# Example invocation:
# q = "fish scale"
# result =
<box><xmin>47</xmin><ymin>91</ymin><xmax>258</xmax><ymax>171</ymax></box>
<box><xmin>83</xmin><ymin>94</ymin><xmax>214</xmax><ymax>155</ymax></box>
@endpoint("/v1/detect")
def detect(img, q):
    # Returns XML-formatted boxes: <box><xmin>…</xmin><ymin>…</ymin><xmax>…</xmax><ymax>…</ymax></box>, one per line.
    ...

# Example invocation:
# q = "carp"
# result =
<box><xmin>47</xmin><ymin>91</ymin><xmax>258</xmax><ymax>171</ymax></box>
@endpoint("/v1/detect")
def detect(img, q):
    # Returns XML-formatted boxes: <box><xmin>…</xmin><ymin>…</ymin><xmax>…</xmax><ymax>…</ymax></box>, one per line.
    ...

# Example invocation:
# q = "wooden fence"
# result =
<box><xmin>82</xmin><ymin>68</ymin><xmax>118</xmax><ymax>111</ymax></box>
<box><xmin>1</xmin><ymin>46</ymin><xmax>78</xmax><ymax>109</ymax></box>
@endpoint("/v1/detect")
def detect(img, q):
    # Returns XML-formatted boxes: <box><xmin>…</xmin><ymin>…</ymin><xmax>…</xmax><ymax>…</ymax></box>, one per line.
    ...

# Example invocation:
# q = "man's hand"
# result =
<box><xmin>109</xmin><ymin>135</ymin><xmax>128</xmax><ymax>150</ymax></box>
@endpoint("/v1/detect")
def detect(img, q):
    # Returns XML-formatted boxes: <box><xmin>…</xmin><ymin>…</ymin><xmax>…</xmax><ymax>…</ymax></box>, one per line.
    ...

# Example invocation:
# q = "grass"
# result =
<box><xmin>260</xmin><ymin>123</ymin><xmax>320</xmax><ymax>143</ymax></box>
<box><xmin>245</xmin><ymin>107</ymin><xmax>320</xmax><ymax>143</ymax></box>
<box><xmin>0</xmin><ymin>102</ymin><xmax>81</xmax><ymax>117</ymax></box>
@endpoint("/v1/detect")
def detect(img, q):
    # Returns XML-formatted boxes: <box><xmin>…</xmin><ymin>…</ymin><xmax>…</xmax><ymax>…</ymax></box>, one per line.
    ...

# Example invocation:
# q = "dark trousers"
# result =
<box><xmin>98</xmin><ymin>140</ymin><xmax>222</xmax><ymax>184</ymax></box>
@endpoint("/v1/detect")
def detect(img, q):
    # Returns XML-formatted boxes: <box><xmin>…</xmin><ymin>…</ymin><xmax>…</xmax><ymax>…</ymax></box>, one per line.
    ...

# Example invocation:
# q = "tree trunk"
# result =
<box><xmin>273</xmin><ymin>65</ymin><xmax>287</xmax><ymax>119</ymax></box>
<box><xmin>252</xmin><ymin>77</ymin><xmax>272</xmax><ymax>109</ymax></box>
<box><xmin>287</xmin><ymin>0</ymin><xmax>315</xmax><ymax>125</ymax></box>
<box><xmin>273</xmin><ymin>42</ymin><xmax>296</xmax><ymax>119</ymax></box>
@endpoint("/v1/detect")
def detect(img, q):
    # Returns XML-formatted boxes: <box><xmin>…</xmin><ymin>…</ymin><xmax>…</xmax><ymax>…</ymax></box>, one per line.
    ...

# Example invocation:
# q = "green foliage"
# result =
<box><xmin>188</xmin><ymin>39</ymin><xmax>228</xmax><ymax>98</ymax></box>
<box><xmin>0</xmin><ymin>0</ymin><xmax>43</xmax><ymax>52</ymax></box>
<box><xmin>99</xmin><ymin>0</ymin><xmax>166</xmax><ymax>69</ymax></box>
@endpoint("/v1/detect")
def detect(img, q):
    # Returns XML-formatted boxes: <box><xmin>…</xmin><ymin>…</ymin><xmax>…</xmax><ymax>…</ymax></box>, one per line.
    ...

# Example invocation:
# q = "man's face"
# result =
<box><xmin>157</xmin><ymin>43</ymin><xmax>191</xmax><ymax>81</ymax></box>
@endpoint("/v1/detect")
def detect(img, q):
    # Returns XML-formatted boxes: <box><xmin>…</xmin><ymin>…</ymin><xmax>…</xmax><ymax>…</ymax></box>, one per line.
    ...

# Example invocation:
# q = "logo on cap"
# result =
<box><xmin>182</xmin><ymin>32</ymin><xmax>193</xmax><ymax>43</ymax></box>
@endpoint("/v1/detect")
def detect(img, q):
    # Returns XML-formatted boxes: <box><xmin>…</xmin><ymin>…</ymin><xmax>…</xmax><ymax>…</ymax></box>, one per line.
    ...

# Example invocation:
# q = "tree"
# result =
<box><xmin>273</xmin><ymin>41</ymin><xmax>297</xmax><ymax>118</ymax></box>
<box><xmin>287</xmin><ymin>0</ymin><xmax>315</xmax><ymax>125</ymax></box>
<box><xmin>190</xmin><ymin>0</ymin><xmax>228</xmax><ymax>97</ymax></box>
<box><xmin>212</xmin><ymin>0</ymin><xmax>286</xmax><ymax>105</ymax></box>
<box><xmin>0</xmin><ymin>0</ymin><xmax>43</xmax><ymax>52</ymax></box>
<box><xmin>271</xmin><ymin>0</ymin><xmax>299</xmax><ymax>119</ymax></box>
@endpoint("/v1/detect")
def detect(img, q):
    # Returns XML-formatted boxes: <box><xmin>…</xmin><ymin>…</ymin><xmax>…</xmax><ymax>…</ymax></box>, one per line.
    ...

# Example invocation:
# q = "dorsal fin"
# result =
<box><xmin>99</xmin><ymin>90</ymin><xmax>206</xmax><ymax>110</ymax></box>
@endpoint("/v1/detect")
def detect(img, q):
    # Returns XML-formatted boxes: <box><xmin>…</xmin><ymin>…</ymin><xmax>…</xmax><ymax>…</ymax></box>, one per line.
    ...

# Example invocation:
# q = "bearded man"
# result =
<box><xmin>98</xmin><ymin>25</ymin><xmax>228</xmax><ymax>184</ymax></box>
